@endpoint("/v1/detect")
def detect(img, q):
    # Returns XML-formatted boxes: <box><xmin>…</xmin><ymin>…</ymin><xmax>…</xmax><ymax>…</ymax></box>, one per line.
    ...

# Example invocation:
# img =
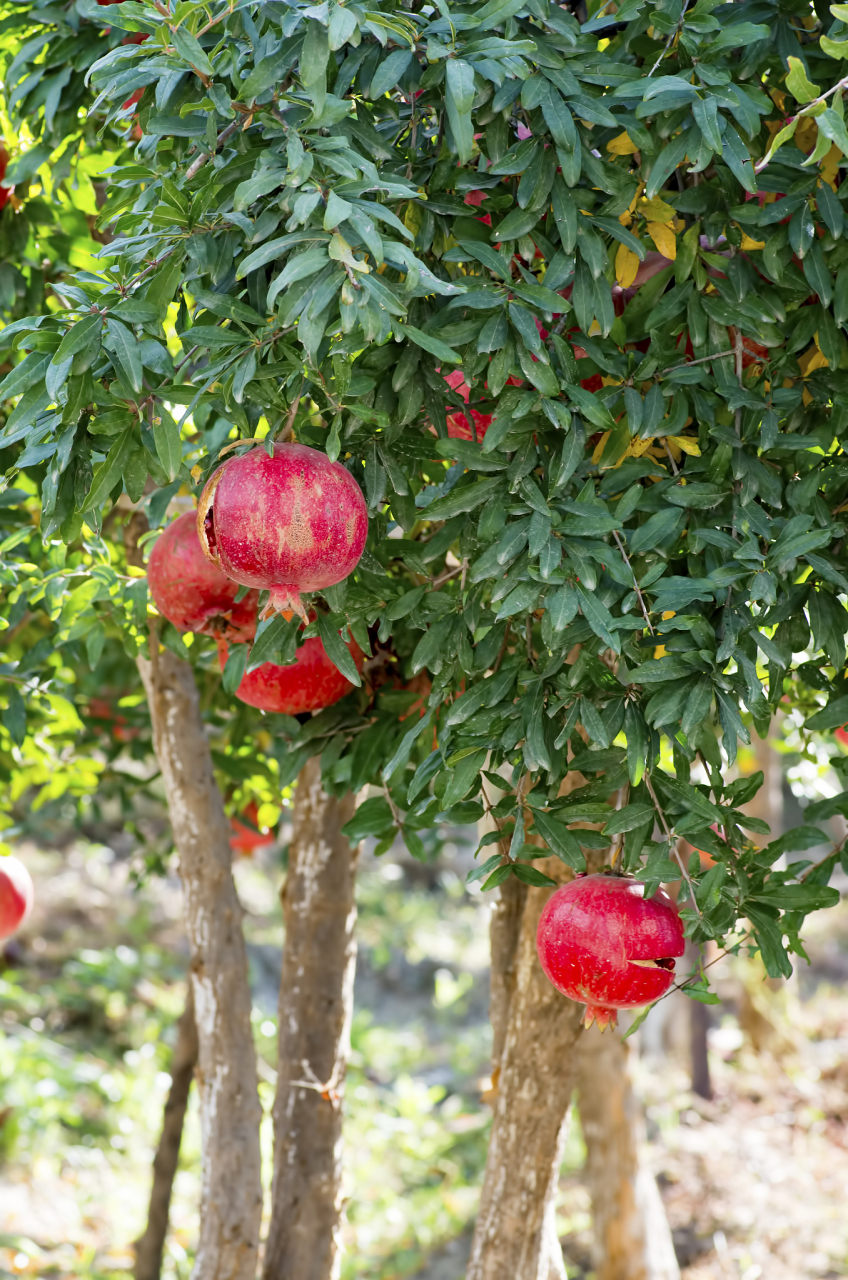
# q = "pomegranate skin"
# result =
<box><xmin>0</xmin><ymin>856</ymin><xmax>34</xmax><ymax>940</ymax></box>
<box><xmin>536</xmin><ymin>874</ymin><xmax>685</xmax><ymax>1030</ymax></box>
<box><xmin>148</xmin><ymin>512</ymin><xmax>259</xmax><ymax>642</ymax></box>
<box><xmin>198</xmin><ymin>443</ymin><xmax>368</xmax><ymax>623</ymax></box>
<box><xmin>218</xmin><ymin>633</ymin><xmax>364</xmax><ymax>716</ymax></box>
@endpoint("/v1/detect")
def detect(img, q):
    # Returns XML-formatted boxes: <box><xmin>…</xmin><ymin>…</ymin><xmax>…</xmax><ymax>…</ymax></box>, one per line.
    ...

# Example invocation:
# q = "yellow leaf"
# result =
<box><xmin>607</xmin><ymin>131</ymin><xmax>639</xmax><ymax>155</ymax></box>
<box><xmin>646</xmin><ymin>221</ymin><xmax>677</xmax><ymax>260</ymax></box>
<box><xmin>821</xmin><ymin>143</ymin><xmax>842</xmax><ymax>191</ymax></box>
<box><xmin>667</xmin><ymin>435</ymin><xmax>701</xmax><ymax>457</ymax></box>
<box><xmin>640</xmin><ymin>196</ymin><xmax>676</xmax><ymax>223</ymax></box>
<box><xmin>741</xmin><ymin>234</ymin><xmax>765</xmax><ymax>250</ymax></box>
<box><xmin>799</xmin><ymin>342</ymin><xmax>829</xmax><ymax>375</ymax></box>
<box><xmin>795</xmin><ymin>117</ymin><xmax>818</xmax><ymax>154</ymax></box>
<box><xmin>615</xmin><ymin>242</ymin><xmax>641</xmax><ymax>288</ymax></box>
<box><xmin>591</xmin><ymin>431</ymin><xmax>611</xmax><ymax>464</ymax></box>
<box><xmin>191</xmin><ymin>464</ymin><xmax>202</xmax><ymax>483</ymax></box>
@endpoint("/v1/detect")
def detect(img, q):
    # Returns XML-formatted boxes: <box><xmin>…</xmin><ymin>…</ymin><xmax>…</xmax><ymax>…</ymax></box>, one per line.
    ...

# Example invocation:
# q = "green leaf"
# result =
<box><xmin>622</xmin><ymin>1000</ymin><xmax>658</xmax><ymax>1040</ymax></box>
<box><xmin>2</xmin><ymin>686</ymin><xmax>26</xmax><ymax>747</ymax></box>
<box><xmin>0</xmin><ymin>352</ymin><xmax>51</xmax><ymax>400</ymax></box>
<box><xmin>398</xmin><ymin>323</ymin><xmax>462</xmax><ymax>364</ymax></box>
<box><xmin>104</xmin><ymin>319</ymin><xmax>143</xmax><ymax>394</ymax></box>
<box><xmin>152</xmin><ymin>406</ymin><xmax>182</xmax><ymax>482</ymax></box>
<box><xmin>786</xmin><ymin>56</ymin><xmax>821</xmax><ymax>103</ymax></box>
<box><xmin>79</xmin><ymin>428</ymin><xmax>134</xmax><ymax>512</ymax></box>
<box><xmin>805</xmin><ymin>693</ymin><xmax>848</xmax><ymax>731</ymax></box>
<box><xmin>424</xmin><ymin>474</ymin><xmax>503</xmax><ymax>521</ymax></box>
<box><xmin>750</xmin><ymin>882</ymin><xmax>840</xmax><ymax>911</ymax></box>
<box><xmin>342</xmin><ymin>795</ymin><xmax>394</xmax><ymax>842</ymax></box>
<box><xmin>445</xmin><ymin>59</ymin><xmax>476</xmax><ymax>164</ymax></box>
<box><xmin>52</xmin><ymin>315</ymin><xmax>103</xmax><ymax>367</ymax></box>
<box><xmin>512</xmin><ymin>863</ymin><xmax>557</xmax><ymax>887</ymax></box>
<box><xmin>222</xmin><ymin>642</ymin><xmax>248</xmax><ymax>693</ymax></box>
<box><xmin>576</xmin><ymin>585</ymin><xmax>620</xmax><ymax>652</ymax></box>
<box><xmin>441</xmin><ymin>748</ymin><xmax>487</xmax><ymax>808</ymax></box>
<box><xmin>531</xmin><ymin>809</ymin><xmax>585</xmax><ymax>869</ymax></box>
<box><xmin>171</xmin><ymin>25</ymin><xmax>214</xmax><ymax>76</ymax></box>
<box><xmin>317</xmin><ymin>614</ymin><xmax>362</xmax><ymax>686</ymax></box>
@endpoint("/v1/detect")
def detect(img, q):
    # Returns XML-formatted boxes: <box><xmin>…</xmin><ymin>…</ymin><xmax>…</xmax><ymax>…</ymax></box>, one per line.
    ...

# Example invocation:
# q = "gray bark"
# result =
<box><xmin>129</xmin><ymin>513</ymin><xmax>263</xmax><ymax>1280</ymax></box>
<box><xmin>578</xmin><ymin>1026</ymin><xmax>679</xmax><ymax>1280</ymax></box>
<box><xmin>262</xmin><ymin>757</ymin><xmax>359</xmax><ymax>1280</ymax></box>
<box><xmin>468</xmin><ymin>854</ymin><xmax>584</xmax><ymax>1280</ymax></box>
<box><xmin>135</xmin><ymin>986</ymin><xmax>199</xmax><ymax>1280</ymax></box>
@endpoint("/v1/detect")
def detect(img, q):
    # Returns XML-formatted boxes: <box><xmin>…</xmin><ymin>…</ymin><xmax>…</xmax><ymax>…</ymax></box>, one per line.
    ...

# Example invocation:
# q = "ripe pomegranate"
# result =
<box><xmin>537</xmin><ymin>873</ymin><xmax>685</xmax><ymax>1030</ymax></box>
<box><xmin>217</xmin><ymin>630</ymin><xmax>364</xmax><ymax>715</ymax></box>
<box><xmin>198</xmin><ymin>443</ymin><xmax>368</xmax><ymax>623</ymax></box>
<box><xmin>148</xmin><ymin>511</ymin><xmax>258</xmax><ymax>642</ymax></box>
<box><xmin>0</xmin><ymin>856</ymin><xmax>34</xmax><ymax>940</ymax></box>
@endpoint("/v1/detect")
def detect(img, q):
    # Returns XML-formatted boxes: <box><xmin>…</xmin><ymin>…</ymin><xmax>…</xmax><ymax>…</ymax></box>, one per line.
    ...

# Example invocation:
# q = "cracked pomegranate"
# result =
<box><xmin>0</xmin><ymin>855</ymin><xmax>34</xmax><ymax>940</ymax></box>
<box><xmin>198</xmin><ymin>442</ymin><xmax>368</xmax><ymax>623</ymax></box>
<box><xmin>148</xmin><ymin>511</ymin><xmax>258</xmax><ymax>642</ymax></box>
<box><xmin>217</xmin><ymin>632</ymin><xmax>364</xmax><ymax>716</ymax></box>
<box><xmin>536</xmin><ymin>873</ymin><xmax>685</xmax><ymax>1030</ymax></box>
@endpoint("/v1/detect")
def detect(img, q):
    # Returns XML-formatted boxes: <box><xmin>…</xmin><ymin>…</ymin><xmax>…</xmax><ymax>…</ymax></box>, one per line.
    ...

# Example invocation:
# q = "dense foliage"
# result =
<box><xmin>5</xmin><ymin>0</ymin><xmax>848</xmax><ymax>991</ymax></box>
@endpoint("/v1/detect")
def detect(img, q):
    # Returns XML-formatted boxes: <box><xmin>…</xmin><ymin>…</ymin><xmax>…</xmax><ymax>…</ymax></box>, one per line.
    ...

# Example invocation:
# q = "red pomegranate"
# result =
<box><xmin>148</xmin><ymin>511</ymin><xmax>258</xmax><ymax>642</ymax></box>
<box><xmin>536</xmin><ymin>873</ymin><xmax>685</xmax><ymax>1030</ymax></box>
<box><xmin>198</xmin><ymin>443</ymin><xmax>368</xmax><ymax>623</ymax></box>
<box><xmin>0</xmin><ymin>856</ymin><xmax>34</xmax><ymax>940</ymax></box>
<box><xmin>217</xmin><ymin>631</ymin><xmax>364</xmax><ymax>715</ymax></box>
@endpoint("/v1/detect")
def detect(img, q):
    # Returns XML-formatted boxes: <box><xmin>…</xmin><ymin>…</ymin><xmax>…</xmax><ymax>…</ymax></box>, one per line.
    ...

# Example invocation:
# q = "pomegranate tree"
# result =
<box><xmin>536</xmin><ymin>874</ymin><xmax>685</xmax><ymax>1030</ymax></box>
<box><xmin>217</xmin><ymin>632</ymin><xmax>363</xmax><ymax>716</ymax></box>
<box><xmin>0</xmin><ymin>855</ymin><xmax>34</xmax><ymax>940</ymax></box>
<box><xmin>197</xmin><ymin>443</ymin><xmax>368</xmax><ymax>623</ymax></box>
<box><xmin>148</xmin><ymin>511</ymin><xmax>258</xmax><ymax>642</ymax></box>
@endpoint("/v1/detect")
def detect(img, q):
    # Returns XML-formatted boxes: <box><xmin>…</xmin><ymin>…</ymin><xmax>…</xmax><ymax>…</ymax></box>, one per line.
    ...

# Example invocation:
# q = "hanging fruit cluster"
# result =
<box><xmin>149</xmin><ymin>443</ymin><xmax>367</xmax><ymax>716</ymax></box>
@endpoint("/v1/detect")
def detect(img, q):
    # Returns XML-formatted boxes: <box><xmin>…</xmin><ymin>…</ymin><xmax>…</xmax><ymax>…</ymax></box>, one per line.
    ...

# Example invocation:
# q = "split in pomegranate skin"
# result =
<box><xmin>148</xmin><ymin>511</ymin><xmax>259</xmax><ymax>643</ymax></box>
<box><xmin>536</xmin><ymin>873</ymin><xmax>685</xmax><ymax>1030</ymax></box>
<box><xmin>197</xmin><ymin>443</ymin><xmax>368</xmax><ymax>624</ymax></box>
<box><xmin>0</xmin><ymin>855</ymin><xmax>34</xmax><ymax>940</ymax></box>
<box><xmin>217</xmin><ymin>632</ymin><xmax>364</xmax><ymax>716</ymax></box>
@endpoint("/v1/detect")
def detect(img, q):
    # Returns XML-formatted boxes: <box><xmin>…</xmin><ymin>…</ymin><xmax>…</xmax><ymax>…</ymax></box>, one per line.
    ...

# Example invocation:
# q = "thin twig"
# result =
<box><xmin>660</xmin><ymin>350</ymin><xmax>735</xmax><ymax>375</ymax></box>
<box><xmin>278</xmin><ymin>376</ymin><xmax>306</xmax><ymax>442</ymax></box>
<box><xmin>491</xmin><ymin>621</ymin><xmax>512</xmax><ymax>674</ymax></box>
<box><xmin>662</xmin><ymin>439</ymin><xmax>680</xmax><ymax>476</ymax></box>
<box><xmin>186</xmin><ymin>118</ymin><xmax>240</xmax><ymax>181</ymax></box>
<box><xmin>643</xmin><ymin>772</ymin><xmax>702</xmax><ymax>916</ymax></box>
<box><xmin>430</xmin><ymin>564</ymin><xmax>464</xmax><ymax>589</ymax></box>
<box><xmin>798</xmin><ymin>833</ymin><xmax>848</xmax><ymax>882</ymax></box>
<box><xmin>612</xmin><ymin>529</ymin><xmax>654</xmax><ymax>635</ymax></box>
<box><xmin>734</xmin><ymin>327</ymin><xmax>744</xmax><ymax>438</ymax></box>
<box><xmin>646</xmin><ymin>0</ymin><xmax>690</xmax><ymax>76</ymax></box>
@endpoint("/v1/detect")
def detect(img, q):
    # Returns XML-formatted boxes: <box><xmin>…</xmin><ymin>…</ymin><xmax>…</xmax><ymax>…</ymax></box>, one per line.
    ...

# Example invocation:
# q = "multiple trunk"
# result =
<box><xmin>578</xmin><ymin>1027</ymin><xmax>680</xmax><ymax>1280</ymax></box>
<box><xmin>262</xmin><ymin>757</ymin><xmax>359</xmax><ymax>1280</ymax></box>
<box><xmin>135</xmin><ymin>987</ymin><xmax>199</xmax><ymax>1280</ymax></box>
<box><xmin>128</xmin><ymin>514</ymin><xmax>263</xmax><ymax>1280</ymax></box>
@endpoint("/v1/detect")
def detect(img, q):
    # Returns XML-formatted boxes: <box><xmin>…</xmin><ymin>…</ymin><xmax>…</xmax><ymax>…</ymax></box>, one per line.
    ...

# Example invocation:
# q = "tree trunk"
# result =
<box><xmin>135</xmin><ymin>986</ymin><xmax>199</xmax><ymax>1280</ymax></box>
<box><xmin>128</xmin><ymin>513</ymin><xmax>263</xmax><ymax>1280</ymax></box>
<box><xmin>488</xmin><ymin>873</ymin><xmax>527</xmax><ymax>1088</ymax></box>
<box><xmin>578</xmin><ymin>1027</ymin><xmax>680</xmax><ymax>1280</ymax></box>
<box><xmin>262</xmin><ymin>757</ymin><xmax>359</xmax><ymax>1280</ymax></box>
<box><xmin>468</xmin><ymin>854</ymin><xmax>584</xmax><ymax>1280</ymax></box>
